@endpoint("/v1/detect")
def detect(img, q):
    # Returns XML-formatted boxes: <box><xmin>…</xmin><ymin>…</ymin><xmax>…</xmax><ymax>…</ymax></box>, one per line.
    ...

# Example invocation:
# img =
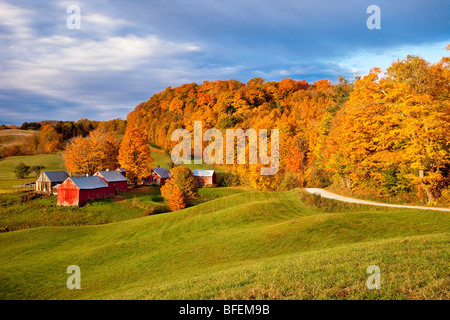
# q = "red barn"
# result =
<box><xmin>193</xmin><ymin>170</ymin><xmax>216</xmax><ymax>186</ymax></box>
<box><xmin>57</xmin><ymin>176</ymin><xmax>110</xmax><ymax>207</ymax></box>
<box><xmin>144</xmin><ymin>167</ymin><xmax>171</xmax><ymax>186</ymax></box>
<box><xmin>115</xmin><ymin>167</ymin><xmax>127</xmax><ymax>178</ymax></box>
<box><xmin>94</xmin><ymin>170</ymin><xmax>128</xmax><ymax>193</ymax></box>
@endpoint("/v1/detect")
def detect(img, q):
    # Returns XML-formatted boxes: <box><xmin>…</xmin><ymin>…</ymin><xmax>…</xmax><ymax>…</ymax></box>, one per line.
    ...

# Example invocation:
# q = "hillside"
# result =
<box><xmin>125</xmin><ymin>53</ymin><xmax>450</xmax><ymax>204</ymax></box>
<box><xmin>0</xmin><ymin>129</ymin><xmax>37</xmax><ymax>149</ymax></box>
<box><xmin>0</xmin><ymin>190</ymin><xmax>448</xmax><ymax>299</ymax></box>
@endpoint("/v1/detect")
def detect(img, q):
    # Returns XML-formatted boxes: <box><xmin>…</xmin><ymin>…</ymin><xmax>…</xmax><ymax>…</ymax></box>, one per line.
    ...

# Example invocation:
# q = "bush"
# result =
<box><xmin>0</xmin><ymin>226</ymin><xmax>9</xmax><ymax>233</ymax></box>
<box><xmin>30</xmin><ymin>165</ymin><xmax>45</xmax><ymax>177</ymax></box>
<box><xmin>217</xmin><ymin>172</ymin><xmax>241</xmax><ymax>187</ymax></box>
<box><xmin>279</xmin><ymin>173</ymin><xmax>304</xmax><ymax>191</ymax></box>
<box><xmin>296</xmin><ymin>190</ymin><xmax>386</xmax><ymax>213</ymax></box>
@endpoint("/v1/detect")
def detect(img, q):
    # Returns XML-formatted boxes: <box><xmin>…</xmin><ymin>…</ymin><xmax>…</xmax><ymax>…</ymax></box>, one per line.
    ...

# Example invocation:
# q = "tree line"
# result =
<box><xmin>0</xmin><ymin>118</ymin><xmax>126</xmax><ymax>158</ymax></box>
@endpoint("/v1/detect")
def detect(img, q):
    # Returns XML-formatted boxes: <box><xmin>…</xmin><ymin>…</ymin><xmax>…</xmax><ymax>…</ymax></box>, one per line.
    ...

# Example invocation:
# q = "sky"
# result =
<box><xmin>0</xmin><ymin>0</ymin><xmax>449</xmax><ymax>125</ymax></box>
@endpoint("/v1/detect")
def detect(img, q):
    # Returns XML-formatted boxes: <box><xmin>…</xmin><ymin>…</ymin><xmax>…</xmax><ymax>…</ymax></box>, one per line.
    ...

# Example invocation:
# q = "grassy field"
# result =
<box><xmin>0</xmin><ymin>185</ymin><xmax>246</xmax><ymax>231</ymax></box>
<box><xmin>0</xmin><ymin>129</ymin><xmax>37</xmax><ymax>148</ymax></box>
<box><xmin>0</xmin><ymin>190</ymin><xmax>448</xmax><ymax>299</ymax></box>
<box><xmin>0</xmin><ymin>154</ymin><xmax>65</xmax><ymax>192</ymax></box>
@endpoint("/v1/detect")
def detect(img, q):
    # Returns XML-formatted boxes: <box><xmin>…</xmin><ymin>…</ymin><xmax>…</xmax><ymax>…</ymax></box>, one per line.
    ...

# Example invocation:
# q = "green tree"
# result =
<box><xmin>14</xmin><ymin>162</ymin><xmax>30</xmax><ymax>179</ymax></box>
<box><xmin>30</xmin><ymin>165</ymin><xmax>45</xmax><ymax>177</ymax></box>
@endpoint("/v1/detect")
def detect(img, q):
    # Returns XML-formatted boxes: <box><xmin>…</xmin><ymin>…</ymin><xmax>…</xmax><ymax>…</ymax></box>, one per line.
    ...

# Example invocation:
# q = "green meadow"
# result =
<box><xmin>0</xmin><ymin>190</ymin><xmax>448</xmax><ymax>299</ymax></box>
<box><xmin>0</xmin><ymin>154</ymin><xmax>65</xmax><ymax>192</ymax></box>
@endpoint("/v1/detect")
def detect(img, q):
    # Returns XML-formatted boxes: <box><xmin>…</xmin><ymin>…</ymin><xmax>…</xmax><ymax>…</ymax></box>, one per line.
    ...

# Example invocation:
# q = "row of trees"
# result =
<box><xmin>62</xmin><ymin>127</ymin><xmax>153</xmax><ymax>187</ymax></box>
<box><xmin>14</xmin><ymin>163</ymin><xmax>45</xmax><ymax>179</ymax></box>
<box><xmin>2</xmin><ymin>124</ymin><xmax>61</xmax><ymax>158</ymax></box>
<box><xmin>1</xmin><ymin>118</ymin><xmax>126</xmax><ymax>159</ymax></box>
<box><xmin>125</xmin><ymin>48</ymin><xmax>450</xmax><ymax>203</ymax></box>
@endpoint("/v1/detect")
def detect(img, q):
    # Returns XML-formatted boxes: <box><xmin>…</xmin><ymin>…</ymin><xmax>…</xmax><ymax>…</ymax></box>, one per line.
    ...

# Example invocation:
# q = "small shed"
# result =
<box><xmin>144</xmin><ymin>167</ymin><xmax>171</xmax><ymax>185</ymax></box>
<box><xmin>52</xmin><ymin>184</ymin><xmax>61</xmax><ymax>195</ymax></box>
<box><xmin>36</xmin><ymin>171</ymin><xmax>69</xmax><ymax>194</ymax></box>
<box><xmin>193</xmin><ymin>170</ymin><xmax>216</xmax><ymax>186</ymax></box>
<box><xmin>94</xmin><ymin>170</ymin><xmax>128</xmax><ymax>193</ymax></box>
<box><xmin>57</xmin><ymin>176</ymin><xmax>110</xmax><ymax>207</ymax></box>
<box><xmin>115</xmin><ymin>167</ymin><xmax>127</xmax><ymax>178</ymax></box>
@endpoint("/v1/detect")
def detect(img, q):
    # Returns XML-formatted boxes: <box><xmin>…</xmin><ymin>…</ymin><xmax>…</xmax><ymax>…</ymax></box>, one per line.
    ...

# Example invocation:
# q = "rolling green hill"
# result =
<box><xmin>0</xmin><ymin>190</ymin><xmax>448</xmax><ymax>299</ymax></box>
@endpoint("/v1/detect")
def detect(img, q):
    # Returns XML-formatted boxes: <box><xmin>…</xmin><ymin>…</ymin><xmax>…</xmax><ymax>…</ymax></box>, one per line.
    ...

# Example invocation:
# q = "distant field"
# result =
<box><xmin>0</xmin><ymin>129</ymin><xmax>38</xmax><ymax>148</ymax></box>
<box><xmin>0</xmin><ymin>154</ymin><xmax>65</xmax><ymax>192</ymax></box>
<box><xmin>0</xmin><ymin>190</ymin><xmax>448</xmax><ymax>299</ymax></box>
<box><xmin>151</xmin><ymin>152</ymin><xmax>172</xmax><ymax>169</ymax></box>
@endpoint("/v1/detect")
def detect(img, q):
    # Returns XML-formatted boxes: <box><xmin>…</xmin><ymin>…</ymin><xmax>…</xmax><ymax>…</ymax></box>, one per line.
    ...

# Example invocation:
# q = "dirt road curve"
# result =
<box><xmin>304</xmin><ymin>188</ymin><xmax>450</xmax><ymax>212</ymax></box>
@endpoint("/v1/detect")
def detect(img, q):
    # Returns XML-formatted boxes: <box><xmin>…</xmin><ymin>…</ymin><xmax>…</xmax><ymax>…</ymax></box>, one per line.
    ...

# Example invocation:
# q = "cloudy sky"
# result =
<box><xmin>0</xmin><ymin>0</ymin><xmax>449</xmax><ymax>124</ymax></box>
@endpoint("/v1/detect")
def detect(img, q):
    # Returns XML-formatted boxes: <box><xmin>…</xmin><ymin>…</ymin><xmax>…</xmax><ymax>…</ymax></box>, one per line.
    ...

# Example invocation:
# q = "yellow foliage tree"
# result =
<box><xmin>118</xmin><ymin>128</ymin><xmax>153</xmax><ymax>186</ymax></box>
<box><xmin>39</xmin><ymin>124</ymin><xmax>61</xmax><ymax>153</ymax></box>
<box><xmin>160</xmin><ymin>183</ymin><xmax>186</xmax><ymax>211</ymax></box>
<box><xmin>160</xmin><ymin>166</ymin><xmax>198</xmax><ymax>211</ymax></box>
<box><xmin>63</xmin><ymin>129</ymin><xmax>120</xmax><ymax>175</ymax></box>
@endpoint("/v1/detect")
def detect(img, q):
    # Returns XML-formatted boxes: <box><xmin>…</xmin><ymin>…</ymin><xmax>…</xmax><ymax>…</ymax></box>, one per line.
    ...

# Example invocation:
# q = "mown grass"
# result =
<box><xmin>0</xmin><ymin>154</ymin><xmax>65</xmax><ymax>192</ymax></box>
<box><xmin>0</xmin><ymin>190</ymin><xmax>448</xmax><ymax>299</ymax></box>
<box><xmin>119</xmin><ymin>233</ymin><xmax>449</xmax><ymax>300</ymax></box>
<box><xmin>151</xmin><ymin>152</ymin><xmax>173</xmax><ymax>169</ymax></box>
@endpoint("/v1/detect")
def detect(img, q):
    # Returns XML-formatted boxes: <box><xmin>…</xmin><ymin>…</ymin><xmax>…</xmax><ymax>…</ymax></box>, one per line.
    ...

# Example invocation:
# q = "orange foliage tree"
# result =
<box><xmin>39</xmin><ymin>124</ymin><xmax>61</xmax><ymax>153</ymax></box>
<box><xmin>160</xmin><ymin>166</ymin><xmax>198</xmax><ymax>211</ymax></box>
<box><xmin>63</xmin><ymin>129</ymin><xmax>120</xmax><ymax>175</ymax></box>
<box><xmin>118</xmin><ymin>128</ymin><xmax>153</xmax><ymax>186</ymax></box>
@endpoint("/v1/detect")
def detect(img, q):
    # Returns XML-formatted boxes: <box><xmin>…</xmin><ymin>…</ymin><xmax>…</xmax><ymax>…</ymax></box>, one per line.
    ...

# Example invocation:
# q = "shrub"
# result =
<box><xmin>218</xmin><ymin>172</ymin><xmax>241</xmax><ymax>187</ymax></box>
<box><xmin>279</xmin><ymin>173</ymin><xmax>304</xmax><ymax>190</ymax></box>
<box><xmin>0</xmin><ymin>226</ymin><xmax>9</xmax><ymax>233</ymax></box>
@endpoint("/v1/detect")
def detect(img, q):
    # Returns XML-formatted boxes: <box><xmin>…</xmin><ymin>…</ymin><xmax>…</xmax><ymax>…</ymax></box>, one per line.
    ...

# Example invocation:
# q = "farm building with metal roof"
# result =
<box><xmin>57</xmin><ymin>176</ymin><xmax>110</xmax><ymax>207</ymax></box>
<box><xmin>36</xmin><ymin>171</ymin><xmax>70</xmax><ymax>194</ymax></box>
<box><xmin>144</xmin><ymin>166</ymin><xmax>171</xmax><ymax>186</ymax></box>
<box><xmin>193</xmin><ymin>170</ymin><xmax>216</xmax><ymax>186</ymax></box>
<box><xmin>94</xmin><ymin>170</ymin><xmax>128</xmax><ymax>193</ymax></box>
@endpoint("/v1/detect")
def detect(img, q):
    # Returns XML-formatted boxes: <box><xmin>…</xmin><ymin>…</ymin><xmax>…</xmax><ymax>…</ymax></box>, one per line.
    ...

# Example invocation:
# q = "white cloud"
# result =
<box><xmin>0</xmin><ymin>1</ymin><xmax>203</xmax><ymax>113</ymax></box>
<box><xmin>335</xmin><ymin>41</ymin><xmax>449</xmax><ymax>79</ymax></box>
<box><xmin>0</xmin><ymin>1</ymin><xmax>34</xmax><ymax>40</ymax></box>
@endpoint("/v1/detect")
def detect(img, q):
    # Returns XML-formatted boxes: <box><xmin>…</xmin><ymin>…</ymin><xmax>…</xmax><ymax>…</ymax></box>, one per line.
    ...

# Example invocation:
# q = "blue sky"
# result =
<box><xmin>0</xmin><ymin>0</ymin><xmax>449</xmax><ymax>124</ymax></box>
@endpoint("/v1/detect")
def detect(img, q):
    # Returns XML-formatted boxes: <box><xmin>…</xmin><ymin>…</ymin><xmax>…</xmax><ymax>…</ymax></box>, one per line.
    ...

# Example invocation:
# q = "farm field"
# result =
<box><xmin>0</xmin><ymin>154</ymin><xmax>65</xmax><ymax>192</ymax></box>
<box><xmin>0</xmin><ymin>152</ymin><xmax>244</xmax><ymax>231</ymax></box>
<box><xmin>0</xmin><ymin>129</ymin><xmax>37</xmax><ymax>149</ymax></box>
<box><xmin>0</xmin><ymin>190</ymin><xmax>448</xmax><ymax>299</ymax></box>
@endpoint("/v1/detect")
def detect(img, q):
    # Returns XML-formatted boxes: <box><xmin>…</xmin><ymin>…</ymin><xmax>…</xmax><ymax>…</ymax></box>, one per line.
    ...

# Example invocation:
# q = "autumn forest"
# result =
<box><xmin>125</xmin><ymin>50</ymin><xmax>450</xmax><ymax>204</ymax></box>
